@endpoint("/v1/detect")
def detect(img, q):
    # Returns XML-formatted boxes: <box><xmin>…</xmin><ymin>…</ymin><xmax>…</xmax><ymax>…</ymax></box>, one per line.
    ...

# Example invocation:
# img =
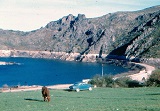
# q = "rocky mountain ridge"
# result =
<box><xmin>0</xmin><ymin>5</ymin><xmax>160</xmax><ymax>63</ymax></box>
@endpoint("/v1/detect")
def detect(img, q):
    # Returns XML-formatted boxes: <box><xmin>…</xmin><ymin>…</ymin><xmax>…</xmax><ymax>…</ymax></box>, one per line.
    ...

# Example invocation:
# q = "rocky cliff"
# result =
<box><xmin>0</xmin><ymin>5</ymin><xmax>160</xmax><ymax>62</ymax></box>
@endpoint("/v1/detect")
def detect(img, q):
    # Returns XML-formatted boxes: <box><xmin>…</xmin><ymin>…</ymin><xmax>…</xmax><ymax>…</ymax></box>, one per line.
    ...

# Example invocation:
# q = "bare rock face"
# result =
<box><xmin>0</xmin><ymin>6</ymin><xmax>160</xmax><ymax>62</ymax></box>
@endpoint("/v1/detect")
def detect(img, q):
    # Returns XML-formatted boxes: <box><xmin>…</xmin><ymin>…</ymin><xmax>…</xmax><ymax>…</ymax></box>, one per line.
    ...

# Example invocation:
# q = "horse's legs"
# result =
<box><xmin>44</xmin><ymin>97</ymin><xmax>47</xmax><ymax>101</ymax></box>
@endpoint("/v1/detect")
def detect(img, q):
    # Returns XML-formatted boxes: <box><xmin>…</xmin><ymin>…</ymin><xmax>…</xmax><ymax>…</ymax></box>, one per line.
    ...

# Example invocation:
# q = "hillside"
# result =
<box><xmin>0</xmin><ymin>5</ymin><xmax>160</xmax><ymax>63</ymax></box>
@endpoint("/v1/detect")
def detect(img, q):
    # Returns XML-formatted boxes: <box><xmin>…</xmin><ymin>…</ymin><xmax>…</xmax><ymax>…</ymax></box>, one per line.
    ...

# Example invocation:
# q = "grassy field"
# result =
<box><xmin>0</xmin><ymin>87</ymin><xmax>160</xmax><ymax>111</ymax></box>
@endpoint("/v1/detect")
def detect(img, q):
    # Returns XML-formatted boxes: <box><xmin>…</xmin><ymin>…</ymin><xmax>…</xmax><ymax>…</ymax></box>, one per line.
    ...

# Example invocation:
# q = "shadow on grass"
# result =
<box><xmin>146</xmin><ymin>93</ymin><xmax>160</xmax><ymax>95</ymax></box>
<box><xmin>24</xmin><ymin>98</ymin><xmax>44</xmax><ymax>102</ymax></box>
<box><xmin>54</xmin><ymin>95</ymin><xmax>110</xmax><ymax>100</ymax></box>
<box><xmin>63</xmin><ymin>89</ymin><xmax>90</xmax><ymax>92</ymax></box>
<box><xmin>63</xmin><ymin>89</ymin><xmax>72</xmax><ymax>92</ymax></box>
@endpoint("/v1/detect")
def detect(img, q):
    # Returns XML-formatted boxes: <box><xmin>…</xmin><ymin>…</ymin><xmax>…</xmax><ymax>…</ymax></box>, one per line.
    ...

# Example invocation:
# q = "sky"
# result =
<box><xmin>0</xmin><ymin>0</ymin><xmax>160</xmax><ymax>31</ymax></box>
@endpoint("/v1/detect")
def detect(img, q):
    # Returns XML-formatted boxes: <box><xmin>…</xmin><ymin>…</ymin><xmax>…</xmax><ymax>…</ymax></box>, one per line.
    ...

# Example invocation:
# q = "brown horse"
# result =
<box><xmin>42</xmin><ymin>86</ymin><xmax>50</xmax><ymax>102</ymax></box>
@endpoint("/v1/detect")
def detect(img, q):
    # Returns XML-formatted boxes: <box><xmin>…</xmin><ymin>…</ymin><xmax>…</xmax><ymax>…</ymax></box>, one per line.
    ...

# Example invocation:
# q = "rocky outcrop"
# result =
<box><xmin>0</xmin><ymin>50</ymin><xmax>103</xmax><ymax>62</ymax></box>
<box><xmin>0</xmin><ymin>5</ymin><xmax>160</xmax><ymax>63</ymax></box>
<box><xmin>140</xmin><ymin>58</ymin><xmax>160</xmax><ymax>69</ymax></box>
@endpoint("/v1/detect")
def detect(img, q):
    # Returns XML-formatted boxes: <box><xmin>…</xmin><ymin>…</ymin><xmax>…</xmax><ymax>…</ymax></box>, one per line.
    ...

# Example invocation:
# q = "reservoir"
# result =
<box><xmin>0</xmin><ymin>57</ymin><xmax>129</xmax><ymax>87</ymax></box>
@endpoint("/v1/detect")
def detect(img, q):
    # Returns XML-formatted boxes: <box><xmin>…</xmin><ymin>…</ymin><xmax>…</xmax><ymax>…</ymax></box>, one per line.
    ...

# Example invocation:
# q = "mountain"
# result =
<box><xmin>0</xmin><ymin>5</ymin><xmax>160</xmax><ymax>63</ymax></box>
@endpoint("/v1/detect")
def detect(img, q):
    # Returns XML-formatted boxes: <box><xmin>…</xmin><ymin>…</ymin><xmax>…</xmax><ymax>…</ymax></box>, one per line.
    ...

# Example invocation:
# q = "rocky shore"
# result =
<box><xmin>0</xmin><ymin>50</ymin><xmax>104</xmax><ymax>62</ymax></box>
<box><xmin>0</xmin><ymin>49</ymin><xmax>158</xmax><ymax>71</ymax></box>
<box><xmin>0</xmin><ymin>61</ymin><xmax>20</xmax><ymax>65</ymax></box>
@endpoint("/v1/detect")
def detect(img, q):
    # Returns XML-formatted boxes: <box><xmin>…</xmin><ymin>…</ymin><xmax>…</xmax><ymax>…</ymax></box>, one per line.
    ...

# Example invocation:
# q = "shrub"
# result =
<box><xmin>147</xmin><ymin>69</ymin><xmax>160</xmax><ymax>87</ymax></box>
<box><xmin>89</xmin><ymin>74</ymin><xmax>104</xmax><ymax>87</ymax></box>
<box><xmin>127</xmin><ymin>80</ymin><xmax>145</xmax><ymax>87</ymax></box>
<box><xmin>113</xmin><ymin>77</ymin><xmax>131</xmax><ymax>87</ymax></box>
<box><xmin>89</xmin><ymin>74</ymin><xmax>113</xmax><ymax>87</ymax></box>
<box><xmin>103</xmin><ymin>75</ymin><xmax>114</xmax><ymax>87</ymax></box>
<box><xmin>90</xmin><ymin>74</ymin><xmax>147</xmax><ymax>88</ymax></box>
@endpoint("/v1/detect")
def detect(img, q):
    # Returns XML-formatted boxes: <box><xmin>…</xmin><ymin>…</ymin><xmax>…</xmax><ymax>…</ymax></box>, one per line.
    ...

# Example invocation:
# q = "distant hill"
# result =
<box><xmin>0</xmin><ymin>5</ymin><xmax>160</xmax><ymax>62</ymax></box>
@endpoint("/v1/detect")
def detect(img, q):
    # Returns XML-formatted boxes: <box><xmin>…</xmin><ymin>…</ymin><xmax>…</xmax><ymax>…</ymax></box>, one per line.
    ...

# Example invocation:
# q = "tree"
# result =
<box><xmin>147</xmin><ymin>69</ymin><xmax>160</xmax><ymax>87</ymax></box>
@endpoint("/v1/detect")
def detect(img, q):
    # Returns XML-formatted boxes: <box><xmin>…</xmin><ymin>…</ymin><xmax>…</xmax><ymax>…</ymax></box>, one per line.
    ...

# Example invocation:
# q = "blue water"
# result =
<box><xmin>0</xmin><ymin>57</ymin><xmax>129</xmax><ymax>86</ymax></box>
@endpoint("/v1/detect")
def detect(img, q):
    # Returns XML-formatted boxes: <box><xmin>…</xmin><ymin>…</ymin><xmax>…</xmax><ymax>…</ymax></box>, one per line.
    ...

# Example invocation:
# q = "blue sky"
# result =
<box><xmin>0</xmin><ymin>0</ymin><xmax>160</xmax><ymax>31</ymax></box>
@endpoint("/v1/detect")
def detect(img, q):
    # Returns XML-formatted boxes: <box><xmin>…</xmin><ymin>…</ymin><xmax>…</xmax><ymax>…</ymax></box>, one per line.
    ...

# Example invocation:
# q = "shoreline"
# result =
<box><xmin>0</xmin><ymin>61</ymin><xmax>8</xmax><ymax>65</ymax></box>
<box><xmin>0</xmin><ymin>62</ymin><xmax>156</xmax><ymax>93</ymax></box>
<box><xmin>113</xmin><ymin>62</ymin><xmax>155</xmax><ymax>82</ymax></box>
<box><xmin>0</xmin><ymin>50</ymin><xmax>157</xmax><ymax>92</ymax></box>
<box><xmin>0</xmin><ymin>61</ymin><xmax>21</xmax><ymax>65</ymax></box>
<box><xmin>127</xmin><ymin>62</ymin><xmax>155</xmax><ymax>82</ymax></box>
<box><xmin>0</xmin><ymin>49</ymin><xmax>105</xmax><ymax>62</ymax></box>
<box><xmin>1</xmin><ymin>84</ymin><xmax>72</xmax><ymax>93</ymax></box>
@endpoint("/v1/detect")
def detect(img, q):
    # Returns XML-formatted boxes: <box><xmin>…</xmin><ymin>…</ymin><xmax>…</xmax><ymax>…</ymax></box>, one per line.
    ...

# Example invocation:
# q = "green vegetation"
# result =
<box><xmin>90</xmin><ymin>69</ymin><xmax>160</xmax><ymax>88</ymax></box>
<box><xmin>89</xmin><ymin>75</ymin><xmax>114</xmax><ymax>87</ymax></box>
<box><xmin>147</xmin><ymin>69</ymin><xmax>160</xmax><ymax>87</ymax></box>
<box><xmin>141</xmin><ymin>22</ymin><xmax>160</xmax><ymax>58</ymax></box>
<box><xmin>0</xmin><ymin>87</ymin><xmax>160</xmax><ymax>111</ymax></box>
<box><xmin>89</xmin><ymin>75</ymin><xmax>144</xmax><ymax>88</ymax></box>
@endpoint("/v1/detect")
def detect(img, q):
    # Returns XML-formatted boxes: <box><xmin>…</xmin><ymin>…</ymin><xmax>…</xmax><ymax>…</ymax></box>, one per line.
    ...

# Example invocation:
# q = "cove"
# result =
<box><xmin>0</xmin><ymin>57</ymin><xmax>129</xmax><ymax>87</ymax></box>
